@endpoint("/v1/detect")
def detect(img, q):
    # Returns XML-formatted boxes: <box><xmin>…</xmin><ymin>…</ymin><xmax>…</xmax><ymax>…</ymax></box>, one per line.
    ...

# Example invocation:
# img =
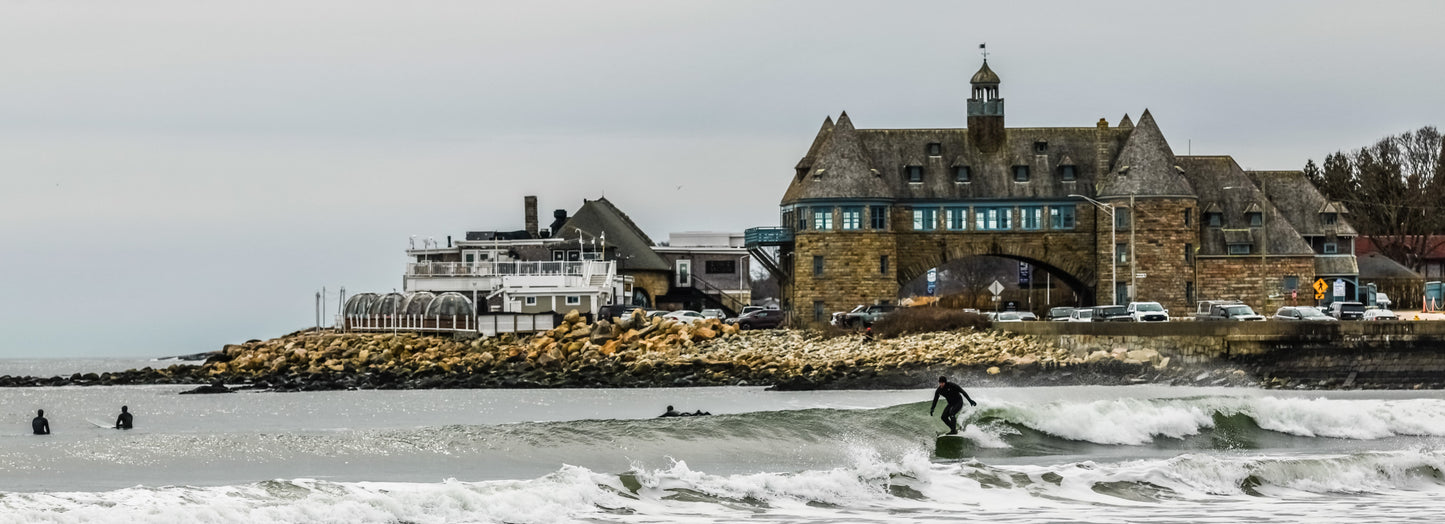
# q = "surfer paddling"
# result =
<box><xmin>929</xmin><ymin>376</ymin><xmax>976</xmax><ymax>435</ymax></box>
<box><xmin>660</xmin><ymin>405</ymin><xmax>711</xmax><ymax>417</ymax></box>
<box><xmin>114</xmin><ymin>406</ymin><xmax>133</xmax><ymax>430</ymax></box>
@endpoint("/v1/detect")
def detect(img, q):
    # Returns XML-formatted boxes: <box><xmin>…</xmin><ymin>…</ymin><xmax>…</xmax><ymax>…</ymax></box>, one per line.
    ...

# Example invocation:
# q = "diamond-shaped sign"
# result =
<box><xmin>988</xmin><ymin>280</ymin><xmax>1004</xmax><ymax>296</ymax></box>
<box><xmin>1312</xmin><ymin>278</ymin><xmax>1328</xmax><ymax>294</ymax></box>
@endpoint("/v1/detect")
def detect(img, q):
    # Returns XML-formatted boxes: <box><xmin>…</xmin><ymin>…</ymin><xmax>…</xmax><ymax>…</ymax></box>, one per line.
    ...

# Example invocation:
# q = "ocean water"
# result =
<box><xmin>2</xmin><ymin>368</ymin><xmax>1444</xmax><ymax>522</ymax></box>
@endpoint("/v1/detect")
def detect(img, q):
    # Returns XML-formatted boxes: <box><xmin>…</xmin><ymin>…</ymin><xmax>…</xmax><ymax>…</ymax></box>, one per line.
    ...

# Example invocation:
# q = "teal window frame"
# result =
<box><xmin>841</xmin><ymin>206</ymin><xmax>862</xmax><ymax>230</ymax></box>
<box><xmin>913</xmin><ymin>207</ymin><xmax>938</xmax><ymax>231</ymax></box>
<box><xmin>870</xmin><ymin>205</ymin><xmax>887</xmax><ymax>229</ymax></box>
<box><xmin>946</xmin><ymin>207</ymin><xmax>968</xmax><ymax>230</ymax></box>
<box><xmin>812</xmin><ymin>207</ymin><xmax>833</xmax><ymax>230</ymax></box>
<box><xmin>1050</xmin><ymin>205</ymin><xmax>1076</xmax><ymax>229</ymax></box>
<box><xmin>1021</xmin><ymin>206</ymin><xmax>1043</xmax><ymax>230</ymax></box>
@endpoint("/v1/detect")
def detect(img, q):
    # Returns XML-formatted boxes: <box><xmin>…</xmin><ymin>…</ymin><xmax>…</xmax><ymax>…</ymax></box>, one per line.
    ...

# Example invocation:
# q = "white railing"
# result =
<box><xmin>345</xmin><ymin>314</ymin><xmax>474</xmax><ymax>333</ymax></box>
<box><xmin>407</xmin><ymin>261</ymin><xmax>618</xmax><ymax>278</ymax></box>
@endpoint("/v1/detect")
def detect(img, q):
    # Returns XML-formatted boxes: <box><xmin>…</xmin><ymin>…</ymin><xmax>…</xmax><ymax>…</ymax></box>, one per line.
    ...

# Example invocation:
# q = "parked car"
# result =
<box><xmin>699</xmin><ymin>309</ymin><xmax>725</xmax><ymax>320</ymax></box>
<box><xmin>1201</xmin><ymin>303</ymin><xmax>1266</xmax><ymax>321</ymax></box>
<box><xmin>1271</xmin><ymin>306</ymin><xmax>1337</xmax><ymax>321</ymax></box>
<box><xmin>1375</xmin><ymin>293</ymin><xmax>1393</xmax><ymax>309</ymax></box>
<box><xmin>831</xmin><ymin>305</ymin><xmax>866</xmax><ymax>327</ymax></box>
<box><xmin>1068</xmin><ymin>308</ymin><xmax>1094</xmax><ymax>322</ymax></box>
<box><xmin>1328</xmin><ymin>301</ymin><xmax>1366</xmax><ymax>321</ymax></box>
<box><xmin>740</xmin><ymin>306</ymin><xmax>766</xmax><ymax>316</ymax></box>
<box><xmin>1091</xmin><ymin>305</ymin><xmax>1133</xmax><ymax>322</ymax></box>
<box><xmin>1363</xmin><ymin>308</ymin><xmax>1399</xmax><ymax>321</ymax></box>
<box><xmin>1125</xmin><ymin>301</ymin><xmax>1170</xmax><ymax>322</ymax></box>
<box><xmin>841</xmin><ymin>304</ymin><xmax>900</xmax><ymax>327</ymax></box>
<box><xmin>663</xmin><ymin>310</ymin><xmax>704</xmax><ymax>323</ymax></box>
<box><xmin>1046</xmin><ymin>307</ymin><xmax>1076</xmax><ymax>321</ymax></box>
<box><xmin>596</xmin><ymin>304</ymin><xmax>642</xmax><ymax>320</ymax></box>
<box><xmin>1018</xmin><ymin>312</ymin><xmax>1039</xmax><ymax>321</ymax></box>
<box><xmin>1194</xmin><ymin>300</ymin><xmax>1244</xmax><ymax>321</ymax></box>
<box><xmin>734</xmin><ymin>309</ymin><xmax>785</xmax><ymax>330</ymax></box>
<box><xmin>996</xmin><ymin>312</ymin><xmax>1024</xmax><ymax>322</ymax></box>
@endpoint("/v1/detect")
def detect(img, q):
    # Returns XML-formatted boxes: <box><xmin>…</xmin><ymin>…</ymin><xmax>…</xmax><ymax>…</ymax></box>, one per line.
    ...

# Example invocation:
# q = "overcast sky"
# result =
<box><xmin>2</xmin><ymin>1</ymin><xmax>1441</xmax><ymax>358</ymax></box>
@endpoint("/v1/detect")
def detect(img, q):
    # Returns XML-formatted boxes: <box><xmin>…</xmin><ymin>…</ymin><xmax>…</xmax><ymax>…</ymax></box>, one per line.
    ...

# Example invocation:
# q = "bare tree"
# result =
<box><xmin>1305</xmin><ymin>126</ymin><xmax>1445</xmax><ymax>271</ymax></box>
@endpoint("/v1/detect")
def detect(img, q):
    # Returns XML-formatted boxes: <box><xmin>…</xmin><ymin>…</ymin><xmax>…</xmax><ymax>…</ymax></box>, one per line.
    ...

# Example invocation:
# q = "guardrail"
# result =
<box><xmin>744</xmin><ymin>227</ymin><xmax>793</xmax><ymax>247</ymax></box>
<box><xmin>345</xmin><ymin>314</ymin><xmax>475</xmax><ymax>333</ymax></box>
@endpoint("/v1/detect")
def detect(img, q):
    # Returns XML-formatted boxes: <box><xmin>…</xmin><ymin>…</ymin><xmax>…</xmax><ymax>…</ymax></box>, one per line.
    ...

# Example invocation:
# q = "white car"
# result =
<box><xmin>1363</xmin><ymin>308</ymin><xmax>1398</xmax><ymax>321</ymax></box>
<box><xmin>663</xmin><ymin>310</ymin><xmax>704</xmax><ymax>324</ymax></box>
<box><xmin>995</xmin><ymin>312</ymin><xmax>1024</xmax><ymax>322</ymax></box>
<box><xmin>1126</xmin><ymin>301</ymin><xmax>1170</xmax><ymax>322</ymax></box>
<box><xmin>1375</xmin><ymin>293</ymin><xmax>1393</xmax><ymax>309</ymax></box>
<box><xmin>1067</xmin><ymin>309</ymin><xmax>1094</xmax><ymax>322</ymax></box>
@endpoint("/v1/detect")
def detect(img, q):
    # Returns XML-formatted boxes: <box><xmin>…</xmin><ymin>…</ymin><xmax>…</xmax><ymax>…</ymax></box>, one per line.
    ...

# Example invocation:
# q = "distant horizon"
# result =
<box><xmin>2</xmin><ymin>0</ymin><xmax>1441</xmax><ymax>357</ymax></box>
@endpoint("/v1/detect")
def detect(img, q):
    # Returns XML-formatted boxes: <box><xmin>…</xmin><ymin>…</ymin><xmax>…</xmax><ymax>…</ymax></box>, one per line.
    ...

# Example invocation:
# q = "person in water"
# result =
<box><xmin>115</xmin><ymin>405</ymin><xmax>133</xmax><ymax>430</ymax></box>
<box><xmin>929</xmin><ymin>376</ymin><xmax>976</xmax><ymax>435</ymax></box>
<box><xmin>32</xmin><ymin>409</ymin><xmax>50</xmax><ymax>435</ymax></box>
<box><xmin>660</xmin><ymin>405</ymin><xmax>711</xmax><ymax>417</ymax></box>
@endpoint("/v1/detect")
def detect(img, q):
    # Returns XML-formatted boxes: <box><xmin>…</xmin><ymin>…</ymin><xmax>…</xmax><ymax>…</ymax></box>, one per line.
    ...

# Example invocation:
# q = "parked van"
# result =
<box><xmin>1328</xmin><ymin>301</ymin><xmax>1366</xmax><ymax>320</ymax></box>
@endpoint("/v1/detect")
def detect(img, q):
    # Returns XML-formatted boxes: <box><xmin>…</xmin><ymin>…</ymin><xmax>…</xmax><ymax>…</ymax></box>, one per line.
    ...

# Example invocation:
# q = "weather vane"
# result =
<box><xmin>979</xmin><ymin>42</ymin><xmax>989</xmax><ymax>60</ymax></box>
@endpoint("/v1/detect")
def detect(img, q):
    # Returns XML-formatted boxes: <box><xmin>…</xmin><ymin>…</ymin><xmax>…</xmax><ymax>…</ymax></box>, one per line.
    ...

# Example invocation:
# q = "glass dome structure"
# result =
<box><xmin>424</xmin><ymin>292</ymin><xmax>474</xmax><ymax>317</ymax></box>
<box><xmin>343</xmin><ymin>293</ymin><xmax>378</xmax><ymax>316</ymax></box>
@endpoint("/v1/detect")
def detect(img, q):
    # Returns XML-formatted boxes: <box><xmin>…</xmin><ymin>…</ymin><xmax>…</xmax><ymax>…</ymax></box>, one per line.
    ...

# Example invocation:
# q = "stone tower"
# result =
<box><xmin>967</xmin><ymin>60</ymin><xmax>1005</xmax><ymax>153</ymax></box>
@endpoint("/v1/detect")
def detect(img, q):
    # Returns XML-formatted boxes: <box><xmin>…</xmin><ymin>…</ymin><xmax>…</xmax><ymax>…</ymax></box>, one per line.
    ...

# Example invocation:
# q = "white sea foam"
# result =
<box><xmin>981</xmin><ymin>395</ymin><xmax>1445</xmax><ymax>445</ymax></box>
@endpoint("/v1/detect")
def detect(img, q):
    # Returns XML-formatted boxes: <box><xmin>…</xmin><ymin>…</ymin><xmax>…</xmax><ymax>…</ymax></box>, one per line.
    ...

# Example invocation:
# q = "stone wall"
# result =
<box><xmin>1196</xmin><ymin>256</ymin><xmax>1315</xmax><ymax>313</ymax></box>
<box><xmin>629</xmin><ymin>271</ymin><xmax>671</xmax><ymax>308</ymax></box>
<box><xmin>999</xmin><ymin>321</ymin><xmax>1445</xmax><ymax>388</ymax></box>
<box><xmin>792</xmin><ymin>232</ymin><xmax>899</xmax><ymax>323</ymax></box>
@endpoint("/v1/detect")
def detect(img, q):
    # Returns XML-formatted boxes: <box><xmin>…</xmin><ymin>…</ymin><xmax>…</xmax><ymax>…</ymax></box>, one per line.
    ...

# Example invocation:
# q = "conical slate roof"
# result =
<box><xmin>795</xmin><ymin>116</ymin><xmax>834</xmax><ymax>170</ymax></box>
<box><xmin>781</xmin><ymin>112</ymin><xmax>894</xmax><ymax>202</ymax></box>
<box><xmin>970</xmin><ymin>60</ymin><xmax>1000</xmax><ymax>85</ymax></box>
<box><xmin>1097</xmin><ymin>110</ymin><xmax>1194</xmax><ymax>197</ymax></box>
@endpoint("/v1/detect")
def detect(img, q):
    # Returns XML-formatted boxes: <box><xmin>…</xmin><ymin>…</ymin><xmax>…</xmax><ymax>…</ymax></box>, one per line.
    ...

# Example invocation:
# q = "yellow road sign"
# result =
<box><xmin>1315</xmin><ymin>292</ymin><xmax>1325</xmax><ymax>300</ymax></box>
<box><xmin>1312</xmin><ymin>278</ymin><xmax>1329</xmax><ymax>293</ymax></box>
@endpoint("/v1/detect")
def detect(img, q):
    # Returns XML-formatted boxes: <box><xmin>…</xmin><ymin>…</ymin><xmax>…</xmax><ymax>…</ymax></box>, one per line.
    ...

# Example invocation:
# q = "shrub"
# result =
<box><xmin>869</xmin><ymin>307</ymin><xmax>990</xmax><ymax>338</ymax></box>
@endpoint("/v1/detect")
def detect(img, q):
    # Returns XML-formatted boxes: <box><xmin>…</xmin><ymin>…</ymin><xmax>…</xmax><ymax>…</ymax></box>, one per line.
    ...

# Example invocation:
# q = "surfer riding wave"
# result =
<box><xmin>929</xmin><ymin>376</ymin><xmax>975</xmax><ymax>435</ymax></box>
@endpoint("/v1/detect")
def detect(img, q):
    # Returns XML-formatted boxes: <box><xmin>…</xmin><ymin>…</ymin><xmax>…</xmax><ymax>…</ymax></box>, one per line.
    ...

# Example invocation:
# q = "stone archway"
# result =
<box><xmin>897</xmin><ymin>236</ymin><xmax>1098</xmax><ymax>306</ymax></box>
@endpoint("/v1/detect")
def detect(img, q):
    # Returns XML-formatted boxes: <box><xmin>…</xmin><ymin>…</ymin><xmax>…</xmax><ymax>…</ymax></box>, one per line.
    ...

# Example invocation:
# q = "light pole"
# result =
<box><xmin>1223</xmin><ymin>185</ymin><xmax>1268</xmax><ymax>308</ymax></box>
<box><xmin>1070</xmin><ymin>194</ymin><xmax>1117</xmax><ymax>305</ymax></box>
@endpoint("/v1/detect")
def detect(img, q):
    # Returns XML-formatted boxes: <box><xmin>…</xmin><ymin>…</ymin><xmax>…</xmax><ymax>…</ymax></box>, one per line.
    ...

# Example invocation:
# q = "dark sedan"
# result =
<box><xmin>734</xmin><ymin>309</ymin><xmax>785</xmax><ymax>330</ymax></box>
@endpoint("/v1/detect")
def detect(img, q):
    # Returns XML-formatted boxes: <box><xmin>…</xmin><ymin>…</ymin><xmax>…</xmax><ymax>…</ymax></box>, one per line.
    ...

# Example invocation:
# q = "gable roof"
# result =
<box><xmin>1176</xmin><ymin>155</ymin><xmax>1315</xmax><ymax>256</ymax></box>
<box><xmin>1247</xmin><ymin>170</ymin><xmax>1358</xmax><ymax>237</ymax></box>
<box><xmin>555</xmin><ymin>198</ymin><xmax>671</xmax><ymax>271</ymax></box>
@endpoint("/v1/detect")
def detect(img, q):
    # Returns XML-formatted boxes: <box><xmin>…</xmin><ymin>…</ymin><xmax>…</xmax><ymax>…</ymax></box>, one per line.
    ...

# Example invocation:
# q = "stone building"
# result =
<box><xmin>748</xmin><ymin>58</ymin><xmax>1358</xmax><ymax>323</ymax></box>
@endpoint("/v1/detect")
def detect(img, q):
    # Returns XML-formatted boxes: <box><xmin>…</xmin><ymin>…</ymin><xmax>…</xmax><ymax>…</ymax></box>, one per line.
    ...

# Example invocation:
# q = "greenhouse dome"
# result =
<box><xmin>368</xmin><ymin>292</ymin><xmax>406</xmax><ymax>316</ymax></box>
<box><xmin>424</xmin><ymin>292</ymin><xmax>474</xmax><ymax>317</ymax></box>
<box><xmin>400</xmin><ymin>292</ymin><xmax>436</xmax><ymax>316</ymax></box>
<box><xmin>343</xmin><ymin>293</ymin><xmax>379</xmax><ymax>316</ymax></box>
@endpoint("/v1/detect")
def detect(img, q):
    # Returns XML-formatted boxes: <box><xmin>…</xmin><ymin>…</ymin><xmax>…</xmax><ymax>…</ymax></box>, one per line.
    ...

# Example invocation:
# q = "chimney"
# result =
<box><xmin>524</xmin><ymin>196</ymin><xmax>539</xmax><ymax>238</ymax></box>
<box><xmin>550</xmin><ymin>209</ymin><xmax>569</xmax><ymax>237</ymax></box>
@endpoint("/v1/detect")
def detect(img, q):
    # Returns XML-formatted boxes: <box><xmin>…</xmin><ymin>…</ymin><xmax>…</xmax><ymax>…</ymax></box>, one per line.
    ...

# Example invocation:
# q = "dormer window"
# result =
<box><xmin>906</xmin><ymin>165</ymin><xmax>923</xmax><ymax>183</ymax></box>
<box><xmin>926</xmin><ymin>143</ymin><xmax>941</xmax><ymax>156</ymax></box>
<box><xmin>1323</xmin><ymin>242</ymin><xmax>1338</xmax><ymax>254</ymax></box>
<box><xmin>1248</xmin><ymin>212</ymin><xmax>1263</xmax><ymax>227</ymax></box>
<box><xmin>1207</xmin><ymin>213</ymin><xmax>1221</xmax><ymax>227</ymax></box>
<box><xmin>1013</xmin><ymin>165</ymin><xmax>1030</xmax><ymax>182</ymax></box>
<box><xmin>1060</xmin><ymin>165</ymin><xmax>1076</xmax><ymax>181</ymax></box>
<box><xmin>1033</xmin><ymin>141</ymin><xmax>1048</xmax><ymax>154</ymax></box>
<box><xmin>954</xmin><ymin>166</ymin><xmax>971</xmax><ymax>183</ymax></box>
<box><xmin>1323</xmin><ymin>213</ymin><xmax>1338</xmax><ymax>225</ymax></box>
<box><xmin>795</xmin><ymin>166</ymin><xmax>808</xmax><ymax>179</ymax></box>
<box><xmin>1229</xmin><ymin>244</ymin><xmax>1251</xmax><ymax>255</ymax></box>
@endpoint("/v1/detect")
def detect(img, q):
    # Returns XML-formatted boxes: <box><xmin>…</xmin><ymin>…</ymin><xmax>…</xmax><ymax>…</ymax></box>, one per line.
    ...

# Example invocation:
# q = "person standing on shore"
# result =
<box><xmin>114</xmin><ymin>406</ymin><xmax>133</xmax><ymax>430</ymax></box>
<box><xmin>32</xmin><ymin>409</ymin><xmax>50</xmax><ymax>435</ymax></box>
<box><xmin>929</xmin><ymin>376</ymin><xmax>976</xmax><ymax>435</ymax></box>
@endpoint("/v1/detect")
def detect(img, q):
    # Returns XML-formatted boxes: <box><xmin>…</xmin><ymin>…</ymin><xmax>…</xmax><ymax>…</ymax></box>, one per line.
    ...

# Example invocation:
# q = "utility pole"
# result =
<box><xmin>1070</xmin><ymin>194</ymin><xmax>1116</xmax><ymax>305</ymax></box>
<box><xmin>1130</xmin><ymin>195</ymin><xmax>1137</xmax><ymax>304</ymax></box>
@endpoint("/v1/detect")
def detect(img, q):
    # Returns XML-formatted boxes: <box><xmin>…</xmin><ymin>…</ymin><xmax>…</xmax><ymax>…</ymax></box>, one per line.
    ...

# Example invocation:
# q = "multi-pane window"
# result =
<box><xmin>705</xmin><ymin>260</ymin><xmax>736</xmax><ymax>274</ymax></box>
<box><xmin>1323</xmin><ymin>213</ymin><xmax>1338</xmax><ymax>225</ymax></box>
<box><xmin>906</xmin><ymin>165</ymin><xmax>923</xmax><ymax>183</ymax></box>
<box><xmin>841</xmin><ymin>207</ymin><xmax>862</xmax><ymax>230</ymax></box>
<box><xmin>946</xmin><ymin>207</ymin><xmax>968</xmax><ymax>230</ymax></box>
<box><xmin>1013</xmin><ymin>165</ymin><xmax>1030</xmax><ymax>182</ymax></box>
<box><xmin>1050</xmin><ymin>205</ymin><xmax>1076</xmax><ymax>229</ymax></box>
<box><xmin>796</xmin><ymin>207</ymin><xmax>809</xmax><ymax>230</ymax></box>
<box><xmin>912</xmin><ymin>207</ymin><xmax>937</xmax><ymax>231</ymax></box>
<box><xmin>870</xmin><ymin>205</ymin><xmax>887</xmax><ymax>229</ymax></box>
<box><xmin>976</xmin><ymin>207</ymin><xmax>1011</xmax><ymax>230</ymax></box>
<box><xmin>1060</xmin><ymin>165</ymin><xmax>1076</xmax><ymax>181</ymax></box>
<box><xmin>1115</xmin><ymin>207</ymin><xmax>1131</xmax><ymax>229</ymax></box>
<box><xmin>1116</xmin><ymin>243</ymin><xmax>1129</xmax><ymax>264</ymax></box>
<box><xmin>954</xmin><ymin>166</ymin><xmax>971</xmax><ymax>182</ymax></box>
<box><xmin>1020</xmin><ymin>207</ymin><xmax>1042</xmax><ymax>230</ymax></box>
<box><xmin>813</xmin><ymin>208</ymin><xmax>833</xmax><ymax>230</ymax></box>
<box><xmin>813</xmin><ymin>255</ymin><xmax>824</xmax><ymax>276</ymax></box>
<box><xmin>1229</xmin><ymin>244</ymin><xmax>1251</xmax><ymax>255</ymax></box>
<box><xmin>565</xmin><ymin>296</ymin><xmax>581</xmax><ymax>306</ymax></box>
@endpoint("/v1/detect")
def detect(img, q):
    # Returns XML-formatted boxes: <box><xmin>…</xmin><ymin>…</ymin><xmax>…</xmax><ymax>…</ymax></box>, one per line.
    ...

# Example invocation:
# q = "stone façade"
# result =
<box><xmin>773</xmin><ymin>58</ymin><xmax>1356</xmax><ymax>324</ymax></box>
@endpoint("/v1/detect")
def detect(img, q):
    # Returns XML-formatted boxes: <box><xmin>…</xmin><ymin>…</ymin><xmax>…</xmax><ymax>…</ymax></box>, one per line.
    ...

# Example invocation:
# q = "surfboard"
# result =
<box><xmin>87</xmin><ymin>419</ymin><xmax>113</xmax><ymax>429</ymax></box>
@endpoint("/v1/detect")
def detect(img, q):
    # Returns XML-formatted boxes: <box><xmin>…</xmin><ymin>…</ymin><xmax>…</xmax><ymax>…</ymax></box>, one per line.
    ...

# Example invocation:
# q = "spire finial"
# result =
<box><xmin>979</xmin><ymin>42</ymin><xmax>988</xmax><ymax>61</ymax></box>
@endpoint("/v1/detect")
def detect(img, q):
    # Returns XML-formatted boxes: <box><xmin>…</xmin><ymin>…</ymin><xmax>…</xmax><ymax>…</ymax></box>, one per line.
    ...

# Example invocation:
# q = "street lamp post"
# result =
<box><xmin>1069</xmin><ymin>194</ymin><xmax>1117</xmax><ymax>305</ymax></box>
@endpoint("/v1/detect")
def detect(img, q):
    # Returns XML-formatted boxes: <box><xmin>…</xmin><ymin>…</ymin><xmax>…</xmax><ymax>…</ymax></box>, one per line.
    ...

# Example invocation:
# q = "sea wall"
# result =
<box><xmin>997</xmin><ymin>321</ymin><xmax>1445</xmax><ymax>389</ymax></box>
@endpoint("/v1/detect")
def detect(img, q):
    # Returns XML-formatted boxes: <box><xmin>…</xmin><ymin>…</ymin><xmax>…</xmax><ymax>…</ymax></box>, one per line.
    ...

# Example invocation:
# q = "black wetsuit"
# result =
<box><xmin>32</xmin><ymin>416</ymin><xmax>49</xmax><ymax>435</ymax></box>
<box><xmin>930</xmin><ymin>382</ymin><xmax>975</xmax><ymax>434</ymax></box>
<box><xmin>115</xmin><ymin>412</ymin><xmax>133</xmax><ymax>430</ymax></box>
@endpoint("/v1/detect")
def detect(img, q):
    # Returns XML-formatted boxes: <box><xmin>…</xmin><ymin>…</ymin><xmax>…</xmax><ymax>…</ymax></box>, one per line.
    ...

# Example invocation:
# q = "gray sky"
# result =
<box><xmin>2</xmin><ymin>1</ymin><xmax>1441</xmax><ymax>357</ymax></box>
